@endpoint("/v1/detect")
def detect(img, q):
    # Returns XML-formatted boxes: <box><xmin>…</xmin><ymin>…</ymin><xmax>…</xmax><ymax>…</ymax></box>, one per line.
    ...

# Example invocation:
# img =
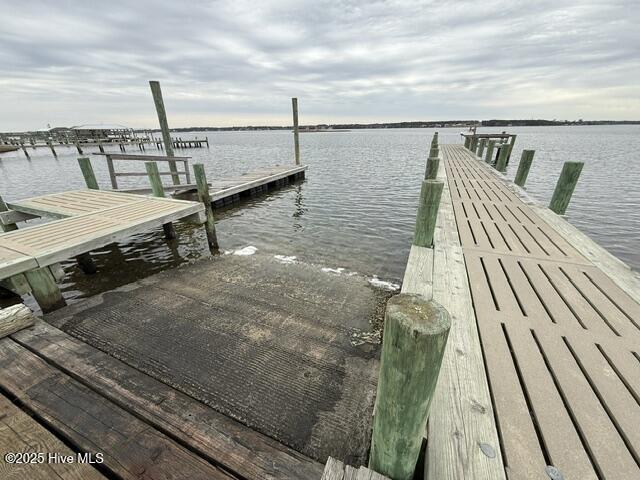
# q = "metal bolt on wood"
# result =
<box><xmin>549</xmin><ymin>161</ymin><xmax>584</xmax><ymax>215</ymax></box>
<box><xmin>369</xmin><ymin>293</ymin><xmax>450</xmax><ymax>480</ymax></box>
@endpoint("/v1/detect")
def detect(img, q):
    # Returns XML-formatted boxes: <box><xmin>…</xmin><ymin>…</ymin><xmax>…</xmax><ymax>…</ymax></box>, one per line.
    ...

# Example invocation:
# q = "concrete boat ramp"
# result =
<box><xmin>0</xmin><ymin>252</ymin><xmax>390</xmax><ymax>479</ymax></box>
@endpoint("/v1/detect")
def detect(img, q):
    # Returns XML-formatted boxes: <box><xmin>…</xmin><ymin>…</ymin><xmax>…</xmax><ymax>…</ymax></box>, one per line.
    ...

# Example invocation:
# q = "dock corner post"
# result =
<box><xmin>24</xmin><ymin>267</ymin><xmax>67</xmax><ymax>313</ymax></box>
<box><xmin>495</xmin><ymin>143</ymin><xmax>510</xmax><ymax>172</ymax></box>
<box><xmin>514</xmin><ymin>150</ymin><xmax>535</xmax><ymax>187</ymax></box>
<box><xmin>149</xmin><ymin>80</ymin><xmax>180</xmax><ymax>185</ymax></box>
<box><xmin>77</xmin><ymin>157</ymin><xmax>100</xmax><ymax>190</ymax></box>
<box><xmin>145</xmin><ymin>161</ymin><xmax>176</xmax><ymax>239</ymax></box>
<box><xmin>413</xmin><ymin>180</ymin><xmax>444</xmax><ymax>247</ymax></box>
<box><xmin>549</xmin><ymin>161</ymin><xmax>584</xmax><ymax>215</ymax></box>
<box><xmin>369</xmin><ymin>293</ymin><xmax>450</xmax><ymax>480</ymax></box>
<box><xmin>292</xmin><ymin>97</ymin><xmax>300</xmax><ymax>165</ymax></box>
<box><xmin>193</xmin><ymin>163</ymin><xmax>219</xmax><ymax>251</ymax></box>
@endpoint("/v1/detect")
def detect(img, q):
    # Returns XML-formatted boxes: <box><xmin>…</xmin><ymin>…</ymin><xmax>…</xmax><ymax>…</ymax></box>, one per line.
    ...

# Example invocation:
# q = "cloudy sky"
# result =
<box><xmin>1</xmin><ymin>0</ymin><xmax>638</xmax><ymax>131</ymax></box>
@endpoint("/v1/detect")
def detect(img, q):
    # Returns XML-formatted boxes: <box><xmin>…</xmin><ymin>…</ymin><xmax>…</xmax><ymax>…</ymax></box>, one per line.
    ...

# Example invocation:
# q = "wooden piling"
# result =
<box><xmin>98</xmin><ymin>141</ymin><xmax>105</xmax><ymax>153</ymax></box>
<box><xmin>75</xmin><ymin>143</ymin><xmax>83</xmax><ymax>155</ymax></box>
<box><xmin>506</xmin><ymin>134</ymin><xmax>517</xmax><ymax>161</ymax></box>
<box><xmin>292</xmin><ymin>97</ymin><xmax>300</xmax><ymax>165</ymax></box>
<box><xmin>24</xmin><ymin>267</ymin><xmax>67</xmax><ymax>313</ymax></box>
<box><xmin>369</xmin><ymin>293</ymin><xmax>450</xmax><ymax>480</ymax></box>
<box><xmin>477</xmin><ymin>138</ymin><xmax>487</xmax><ymax>158</ymax></box>
<box><xmin>145</xmin><ymin>161</ymin><xmax>176</xmax><ymax>239</ymax></box>
<box><xmin>77</xmin><ymin>157</ymin><xmax>99</xmax><ymax>190</ymax></box>
<box><xmin>485</xmin><ymin>140</ymin><xmax>496</xmax><ymax>163</ymax></box>
<box><xmin>495</xmin><ymin>144</ymin><xmax>510</xmax><ymax>172</ymax></box>
<box><xmin>149</xmin><ymin>80</ymin><xmax>180</xmax><ymax>185</ymax></box>
<box><xmin>514</xmin><ymin>150</ymin><xmax>535</xmax><ymax>187</ymax></box>
<box><xmin>463</xmin><ymin>136</ymin><xmax>471</xmax><ymax>149</ymax></box>
<box><xmin>193</xmin><ymin>164</ymin><xmax>219</xmax><ymax>250</ymax></box>
<box><xmin>0</xmin><ymin>195</ymin><xmax>18</xmax><ymax>232</ymax></box>
<box><xmin>413</xmin><ymin>180</ymin><xmax>444</xmax><ymax>248</ymax></box>
<box><xmin>47</xmin><ymin>141</ymin><xmax>57</xmax><ymax>157</ymax></box>
<box><xmin>20</xmin><ymin>143</ymin><xmax>30</xmax><ymax>159</ymax></box>
<box><xmin>549</xmin><ymin>161</ymin><xmax>584</xmax><ymax>215</ymax></box>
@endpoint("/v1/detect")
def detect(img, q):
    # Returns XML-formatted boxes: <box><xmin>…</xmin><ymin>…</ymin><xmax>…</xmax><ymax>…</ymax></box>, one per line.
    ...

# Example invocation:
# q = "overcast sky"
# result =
<box><xmin>1</xmin><ymin>0</ymin><xmax>638</xmax><ymax>131</ymax></box>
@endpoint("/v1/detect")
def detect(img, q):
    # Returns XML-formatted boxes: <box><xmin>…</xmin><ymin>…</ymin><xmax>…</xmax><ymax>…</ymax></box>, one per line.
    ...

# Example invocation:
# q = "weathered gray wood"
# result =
<box><xmin>145</xmin><ymin>161</ymin><xmax>176</xmax><ymax>239</ymax></box>
<box><xmin>0</xmin><ymin>273</ymin><xmax>31</xmax><ymax>296</ymax></box>
<box><xmin>105</xmin><ymin>154</ymin><xmax>118</xmax><ymax>189</ymax></box>
<box><xmin>322</xmin><ymin>457</ymin><xmax>345</xmax><ymax>480</ymax></box>
<box><xmin>477</xmin><ymin>138</ymin><xmax>487</xmax><ymax>157</ymax></box>
<box><xmin>425</xmin><ymin>156</ymin><xmax>440</xmax><ymax>180</ymax></box>
<box><xmin>495</xmin><ymin>143</ymin><xmax>510</xmax><ymax>172</ymax></box>
<box><xmin>0</xmin><ymin>195</ymin><xmax>18</xmax><ymax>232</ymax></box>
<box><xmin>92</xmin><ymin>153</ymin><xmax>191</xmax><ymax>161</ymax></box>
<box><xmin>24</xmin><ymin>267</ymin><xmax>66</xmax><ymax>313</ymax></box>
<box><xmin>77</xmin><ymin>157</ymin><xmax>99</xmax><ymax>190</ymax></box>
<box><xmin>0</xmin><ymin>304</ymin><xmax>34</xmax><ymax>338</ymax></box>
<box><xmin>514</xmin><ymin>149</ymin><xmax>535</xmax><ymax>187</ymax></box>
<box><xmin>401</xmin><ymin>244</ymin><xmax>433</xmax><ymax>300</ymax></box>
<box><xmin>292</xmin><ymin>97</ymin><xmax>300</xmax><ymax>165</ymax></box>
<box><xmin>369</xmin><ymin>294</ymin><xmax>450</xmax><ymax>480</ymax></box>
<box><xmin>413</xmin><ymin>180</ymin><xmax>444</xmax><ymax>248</ymax></box>
<box><xmin>506</xmin><ymin>134</ymin><xmax>517</xmax><ymax>161</ymax></box>
<box><xmin>193</xmin><ymin>163</ymin><xmax>219</xmax><ymax>250</ymax></box>
<box><xmin>149</xmin><ymin>80</ymin><xmax>180</xmax><ymax>184</ymax></box>
<box><xmin>484</xmin><ymin>140</ymin><xmax>496</xmax><ymax>163</ymax></box>
<box><xmin>549</xmin><ymin>161</ymin><xmax>584</xmax><ymax>215</ymax></box>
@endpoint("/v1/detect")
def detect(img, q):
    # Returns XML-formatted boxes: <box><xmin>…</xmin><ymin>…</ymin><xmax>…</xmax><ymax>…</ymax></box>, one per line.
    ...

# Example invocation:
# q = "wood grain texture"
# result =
<box><xmin>0</xmin><ymin>304</ymin><xmax>34</xmax><ymax>338</ymax></box>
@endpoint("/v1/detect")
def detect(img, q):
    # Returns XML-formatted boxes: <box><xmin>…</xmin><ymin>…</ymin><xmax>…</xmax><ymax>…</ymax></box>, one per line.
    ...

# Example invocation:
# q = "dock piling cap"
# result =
<box><xmin>386</xmin><ymin>294</ymin><xmax>450</xmax><ymax>336</ymax></box>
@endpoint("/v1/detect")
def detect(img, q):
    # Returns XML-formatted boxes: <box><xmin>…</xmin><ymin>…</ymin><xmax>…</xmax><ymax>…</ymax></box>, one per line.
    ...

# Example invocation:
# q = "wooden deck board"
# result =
<box><xmin>441</xmin><ymin>144</ymin><xmax>640</xmax><ymax>480</ymax></box>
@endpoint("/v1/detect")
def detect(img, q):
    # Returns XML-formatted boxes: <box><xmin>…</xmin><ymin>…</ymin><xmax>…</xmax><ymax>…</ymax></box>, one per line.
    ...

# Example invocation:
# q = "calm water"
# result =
<box><xmin>1</xmin><ymin>125</ymin><xmax>638</xmax><ymax>304</ymax></box>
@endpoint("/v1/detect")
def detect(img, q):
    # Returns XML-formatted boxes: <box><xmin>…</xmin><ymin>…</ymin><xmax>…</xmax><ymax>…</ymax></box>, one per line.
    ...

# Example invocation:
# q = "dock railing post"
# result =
<box><xmin>193</xmin><ymin>163</ymin><xmax>219</xmax><ymax>251</ymax></box>
<box><xmin>413</xmin><ymin>180</ymin><xmax>444</xmax><ymax>247</ymax></box>
<box><xmin>495</xmin><ymin>144</ymin><xmax>510</xmax><ymax>172</ymax></box>
<box><xmin>77</xmin><ymin>157</ymin><xmax>99</xmax><ymax>190</ymax></box>
<box><xmin>514</xmin><ymin>150</ymin><xmax>535</xmax><ymax>187</ymax></box>
<box><xmin>369</xmin><ymin>293</ymin><xmax>450</xmax><ymax>480</ymax></box>
<box><xmin>149</xmin><ymin>80</ymin><xmax>180</xmax><ymax>185</ymax></box>
<box><xmin>485</xmin><ymin>140</ymin><xmax>496</xmax><ymax>163</ymax></box>
<box><xmin>425</xmin><ymin>133</ymin><xmax>440</xmax><ymax>180</ymax></box>
<box><xmin>549</xmin><ymin>161</ymin><xmax>584</xmax><ymax>215</ymax></box>
<box><xmin>145</xmin><ymin>161</ymin><xmax>176</xmax><ymax>239</ymax></box>
<box><xmin>292</xmin><ymin>97</ymin><xmax>300</xmax><ymax>165</ymax></box>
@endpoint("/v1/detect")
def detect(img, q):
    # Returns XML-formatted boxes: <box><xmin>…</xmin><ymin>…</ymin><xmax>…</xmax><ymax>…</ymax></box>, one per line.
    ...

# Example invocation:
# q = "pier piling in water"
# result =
<box><xmin>149</xmin><ymin>81</ymin><xmax>180</xmax><ymax>185</ymax></box>
<box><xmin>292</xmin><ymin>97</ymin><xmax>300</xmax><ymax>165</ymax></box>
<box><xmin>24</xmin><ymin>267</ymin><xmax>66</xmax><ymax>313</ymax></box>
<box><xmin>495</xmin><ymin>144</ymin><xmax>510</xmax><ymax>172</ymax></box>
<box><xmin>477</xmin><ymin>138</ymin><xmax>487</xmax><ymax>157</ymax></box>
<box><xmin>514</xmin><ymin>150</ymin><xmax>535</xmax><ymax>187</ymax></box>
<box><xmin>145</xmin><ymin>161</ymin><xmax>176</xmax><ymax>239</ymax></box>
<box><xmin>193</xmin><ymin>163</ymin><xmax>219</xmax><ymax>250</ymax></box>
<box><xmin>425</xmin><ymin>134</ymin><xmax>440</xmax><ymax>180</ymax></box>
<box><xmin>413</xmin><ymin>180</ymin><xmax>444</xmax><ymax>247</ymax></box>
<box><xmin>549</xmin><ymin>161</ymin><xmax>584</xmax><ymax>215</ymax></box>
<box><xmin>369</xmin><ymin>293</ymin><xmax>450</xmax><ymax>480</ymax></box>
<box><xmin>47</xmin><ymin>141</ymin><xmax>57</xmax><ymax>157</ymax></box>
<box><xmin>77</xmin><ymin>157</ymin><xmax>99</xmax><ymax>190</ymax></box>
<box><xmin>485</xmin><ymin>140</ymin><xmax>496</xmax><ymax>163</ymax></box>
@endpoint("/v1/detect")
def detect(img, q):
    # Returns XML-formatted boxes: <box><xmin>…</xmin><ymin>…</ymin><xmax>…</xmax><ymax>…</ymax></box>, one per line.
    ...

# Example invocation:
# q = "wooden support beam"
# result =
<box><xmin>413</xmin><ymin>180</ymin><xmax>444</xmax><ymax>248</ymax></box>
<box><xmin>193</xmin><ymin>164</ymin><xmax>219</xmax><ymax>250</ymax></box>
<box><xmin>24</xmin><ymin>267</ymin><xmax>66</xmax><ymax>313</ymax></box>
<box><xmin>514</xmin><ymin>150</ymin><xmax>535</xmax><ymax>187</ymax></box>
<box><xmin>145</xmin><ymin>161</ymin><xmax>176</xmax><ymax>239</ymax></box>
<box><xmin>106</xmin><ymin>154</ymin><xmax>118</xmax><ymax>189</ymax></box>
<box><xmin>292</xmin><ymin>97</ymin><xmax>300</xmax><ymax>165</ymax></box>
<box><xmin>149</xmin><ymin>80</ymin><xmax>180</xmax><ymax>185</ymax></box>
<box><xmin>549</xmin><ymin>161</ymin><xmax>584</xmax><ymax>215</ymax></box>
<box><xmin>0</xmin><ymin>304</ymin><xmax>35</xmax><ymax>339</ymax></box>
<box><xmin>0</xmin><ymin>195</ymin><xmax>18</xmax><ymax>232</ymax></box>
<box><xmin>77</xmin><ymin>157</ymin><xmax>99</xmax><ymax>190</ymax></box>
<box><xmin>369</xmin><ymin>294</ymin><xmax>450</xmax><ymax>480</ymax></box>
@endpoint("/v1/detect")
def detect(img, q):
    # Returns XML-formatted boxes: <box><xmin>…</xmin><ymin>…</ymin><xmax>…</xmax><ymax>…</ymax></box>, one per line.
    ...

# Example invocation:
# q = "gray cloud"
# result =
<box><xmin>1</xmin><ymin>0</ymin><xmax>639</xmax><ymax>130</ymax></box>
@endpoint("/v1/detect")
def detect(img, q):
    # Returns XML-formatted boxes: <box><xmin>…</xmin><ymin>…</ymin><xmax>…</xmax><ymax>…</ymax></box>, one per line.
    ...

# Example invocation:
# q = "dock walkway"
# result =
<box><xmin>438</xmin><ymin>144</ymin><xmax>640</xmax><ymax>479</ymax></box>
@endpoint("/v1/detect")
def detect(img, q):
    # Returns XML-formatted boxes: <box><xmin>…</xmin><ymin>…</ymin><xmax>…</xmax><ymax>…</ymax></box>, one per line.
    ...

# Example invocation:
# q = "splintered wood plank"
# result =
<box><xmin>0</xmin><ymin>393</ymin><xmax>106</xmax><ymax>480</ymax></box>
<box><xmin>424</xmin><ymin>162</ymin><xmax>506</xmax><ymax>480</ymax></box>
<box><xmin>11</xmin><ymin>319</ymin><xmax>324</xmax><ymax>480</ymax></box>
<box><xmin>0</xmin><ymin>338</ymin><xmax>236</xmax><ymax>480</ymax></box>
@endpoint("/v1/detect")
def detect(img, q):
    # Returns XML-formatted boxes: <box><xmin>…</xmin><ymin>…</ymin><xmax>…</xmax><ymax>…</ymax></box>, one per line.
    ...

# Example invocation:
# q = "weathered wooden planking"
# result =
<box><xmin>0</xmin><ymin>393</ymin><xmax>106</xmax><ymax>480</ymax></box>
<box><xmin>0</xmin><ymin>246</ymin><xmax>38</xmax><ymax>281</ymax></box>
<box><xmin>11</xmin><ymin>319</ymin><xmax>324</xmax><ymax>480</ymax></box>
<box><xmin>46</xmin><ymin>253</ymin><xmax>384</xmax><ymax>465</ymax></box>
<box><xmin>0</xmin><ymin>304</ymin><xmax>34</xmax><ymax>338</ymax></box>
<box><xmin>417</xmin><ymin>146</ymin><xmax>506</xmax><ymax>480</ymax></box>
<box><xmin>0</xmin><ymin>338</ymin><xmax>237</xmax><ymax>480</ymax></box>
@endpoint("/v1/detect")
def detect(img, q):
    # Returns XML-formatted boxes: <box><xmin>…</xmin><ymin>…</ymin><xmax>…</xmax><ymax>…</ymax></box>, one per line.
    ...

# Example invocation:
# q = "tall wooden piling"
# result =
<box><xmin>477</xmin><ymin>138</ymin><xmax>487</xmax><ymax>158</ymax></box>
<box><xmin>193</xmin><ymin>164</ymin><xmax>219</xmax><ymax>250</ymax></box>
<box><xmin>549</xmin><ymin>161</ymin><xmax>584</xmax><ymax>215</ymax></box>
<box><xmin>145</xmin><ymin>161</ymin><xmax>176</xmax><ymax>239</ymax></box>
<box><xmin>495</xmin><ymin>144</ymin><xmax>510</xmax><ymax>172</ymax></box>
<box><xmin>425</xmin><ymin>134</ymin><xmax>440</xmax><ymax>180</ymax></box>
<box><xmin>24</xmin><ymin>267</ymin><xmax>67</xmax><ymax>313</ymax></box>
<box><xmin>464</xmin><ymin>136</ymin><xmax>471</xmax><ymax>149</ymax></box>
<box><xmin>292</xmin><ymin>97</ymin><xmax>300</xmax><ymax>165</ymax></box>
<box><xmin>149</xmin><ymin>80</ymin><xmax>180</xmax><ymax>185</ymax></box>
<box><xmin>485</xmin><ymin>140</ymin><xmax>496</xmax><ymax>164</ymax></box>
<box><xmin>413</xmin><ymin>180</ymin><xmax>444</xmax><ymax>248</ymax></box>
<box><xmin>369</xmin><ymin>294</ymin><xmax>450</xmax><ymax>480</ymax></box>
<box><xmin>47</xmin><ymin>141</ymin><xmax>57</xmax><ymax>157</ymax></box>
<box><xmin>77</xmin><ymin>157</ymin><xmax>99</xmax><ymax>190</ymax></box>
<box><xmin>514</xmin><ymin>150</ymin><xmax>535</xmax><ymax>187</ymax></box>
<box><xmin>75</xmin><ymin>143</ymin><xmax>84</xmax><ymax>155</ymax></box>
<box><xmin>20</xmin><ymin>143</ymin><xmax>30</xmax><ymax>159</ymax></box>
<box><xmin>506</xmin><ymin>134</ymin><xmax>517</xmax><ymax>161</ymax></box>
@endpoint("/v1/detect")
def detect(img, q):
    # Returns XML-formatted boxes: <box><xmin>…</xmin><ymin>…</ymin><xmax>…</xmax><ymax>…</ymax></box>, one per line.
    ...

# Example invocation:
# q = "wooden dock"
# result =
<box><xmin>427</xmin><ymin>144</ymin><xmax>640</xmax><ymax>479</ymax></box>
